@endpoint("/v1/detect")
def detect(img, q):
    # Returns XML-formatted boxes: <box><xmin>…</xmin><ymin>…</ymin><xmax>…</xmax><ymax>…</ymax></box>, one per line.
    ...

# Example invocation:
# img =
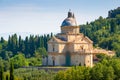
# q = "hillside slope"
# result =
<box><xmin>80</xmin><ymin>7</ymin><xmax>120</xmax><ymax>56</ymax></box>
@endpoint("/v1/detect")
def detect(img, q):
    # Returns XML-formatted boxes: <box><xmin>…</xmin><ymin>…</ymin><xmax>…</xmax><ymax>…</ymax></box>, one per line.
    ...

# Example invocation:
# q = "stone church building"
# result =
<box><xmin>42</xmin><ymin>11</ymin><xmax>115</xmax><ymax>67</ymax></box>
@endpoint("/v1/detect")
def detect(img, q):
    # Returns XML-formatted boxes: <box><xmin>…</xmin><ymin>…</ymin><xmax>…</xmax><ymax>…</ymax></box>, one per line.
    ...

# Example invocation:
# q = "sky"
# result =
<box><xmin>0</xmin><ymin>0</ymin><xmax>120</xmax><ymax>36</ymax></box>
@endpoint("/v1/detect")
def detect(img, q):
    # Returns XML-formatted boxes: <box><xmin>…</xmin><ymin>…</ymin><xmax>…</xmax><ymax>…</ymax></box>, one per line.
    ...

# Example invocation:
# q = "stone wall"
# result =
<box><xmin>58</xmin><ymin>44</ymin><xmax>66</xmax><ymax>53</ymax></box>
<box><xmin>48</xmin><ymin>43</ymin><xmax>59</xmax><ymax>53</ymax></box>
<box><xmin>47</xmin><ymin>54</ymin><xmax>66</xmax><ymax>66</ymax></box>
<box><xmin>61</xmin><ymin>26</ymin><xmax>79</xmax><ymax>34</ymax></box>
<box><xmin>43</xmin><ymin>52</ymin><xmax>93</xmax><ymax>67</ymax></box>
<box><xmin>85</xmin><ymin>54</ymin><xmax>93</xmax><ymax>67</ymax></box>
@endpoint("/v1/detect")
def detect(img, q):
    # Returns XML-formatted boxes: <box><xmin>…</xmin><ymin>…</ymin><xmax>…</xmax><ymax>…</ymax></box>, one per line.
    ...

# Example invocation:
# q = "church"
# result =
<box><xmin>42</xmin><ymin>11</ymin><xmax>115</xmax><ymax>67</ymax></box>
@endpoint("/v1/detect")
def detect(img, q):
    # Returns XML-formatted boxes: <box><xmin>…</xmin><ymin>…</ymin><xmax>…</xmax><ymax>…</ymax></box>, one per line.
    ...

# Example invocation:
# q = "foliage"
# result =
<box><xmin>0</xmin><ymin>33</ymin><xmax>52</xmax><ymax>69</ymax></box>
<box><xmin>10</xmin><ymin>53</ymin><xmax>29</xmax><ymax>68</ymax></box>
<box><xmin>80</xmin><ymin>7</ymin><xmax>120</xmax><ymax>56</ymax></box>
<box><xmin>35</xmin><ymin>47</ymin><xmax>47</xmax><ymax>57</ymax></box>
<box><xmin>0</xmin><ymin>7</ymin><xmax>120</xmax><ymax>80</ymax></box>
<box><xmin>108</xmin><ymin>7</ymin><xmax>120</xmax><ymax>18</ymax></box>
<box><xmin>1</xmin><ymin>57</ymin><xmax>120</xmax><ymax>80</ymax></box>
<box><xmin>27</xmin><ymin>57</ymin><xmax>42</xmax><ymax>66</ymax></box>
<box><xmin>55</xmin><ymin>57</ymin><xmax>120</xmax><ymax>80</ymax></box>
<box><xmin>13</xmin><ymin>68</ymin><xmax>55</xmax><ymax>80</ymax></box>
<box><xmin>10</xmin><ymin>62</ymin><xmax>14</xmax><ymax>80</ymax></box>
<box><xmin>0</xmin><ymin>61</ymin><xmax>4</xmax><ymax>80</ymax></box>
<box><xmin>54</xmin><ymin>66</ymin><xmax>91</xmax><ymax>80</ymax></box>
<box><xmin>7</xmin><ymin>34</ymin><xmax>52</xmax><ymax>57</ymax></box>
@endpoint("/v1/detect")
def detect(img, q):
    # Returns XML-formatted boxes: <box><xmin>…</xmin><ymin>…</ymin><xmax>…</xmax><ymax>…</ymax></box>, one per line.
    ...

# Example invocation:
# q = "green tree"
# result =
<box><xmin>110</xmin><ymin>19</ymin><xmax>117</xmax><ymax>33</ymax></box>
<box><xmin>103</xmin><ymin>66</ymin><xmax>115</xmax><ymax>80</ymax></box>
<box><xmin>0</xmin><ymin>60</ymin><xmax>4</xmax><ymax>80</ymax></box>
<box><xmin>109</xmin><ymin>59</ymin><xmax>120</xmax><ymax>80</ymax></box>
<box><xmin>10</xmin><ymin>53</ymin><xmax>28</xmax><ymax>68</ymax></box>
<box><xmin>3</xmin><ymin>61</ymin><xmax>10</xmax><ymax>71</ymax></box>
<box><xmin>35</xmin><ymin>47</ymin><xmax>47</xmax><ymax>57</ymax></box>
<box><xmin>24</xmin><ymin>36</ymin><xmax>30</xmax><ymax>57</ymax></box>
<box><xmin>10</xmin><ymin>62</ymin><xmax>14</xmax><ymax>80</ymax></box>
<box><xmin>0</xmin><ymin>37</ymin><xmax>5</xmax><ymax>43</ymax></box>
<box><xmin>90</xmin><ymin>63</ymin><xmax>104</xmax><ymax>80</ymax></box>
<box><xmin>54</xmin><ymin>66</ymin><xmax>91</xmax><ymax>80</ymax></box>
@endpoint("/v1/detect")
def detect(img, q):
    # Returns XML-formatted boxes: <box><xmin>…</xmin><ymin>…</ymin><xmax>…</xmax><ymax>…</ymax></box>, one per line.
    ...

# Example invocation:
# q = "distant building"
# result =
<box><xmin>42</xmin><ymin>11</ymin><xmax>115</xmax><ymax>67</ymax></box>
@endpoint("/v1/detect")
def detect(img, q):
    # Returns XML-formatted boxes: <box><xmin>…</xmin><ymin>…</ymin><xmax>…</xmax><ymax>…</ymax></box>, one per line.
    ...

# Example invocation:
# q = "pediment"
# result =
<box><xmin>48</xmin><ymin>36</ymin><xmax>66</xmax><ymax>43</ymax></box>
<box><xmin>84</xmin><ymin>36</ymin><xmax>93</xmax><ymax>43</ymax></box>
<box><xmin>73</xmin><ymin>36</ymin><xmax>93</xmax><ymax>44</ymax></box>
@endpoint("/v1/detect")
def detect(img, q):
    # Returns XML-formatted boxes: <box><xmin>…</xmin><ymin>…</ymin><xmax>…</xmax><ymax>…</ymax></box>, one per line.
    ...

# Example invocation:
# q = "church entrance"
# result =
<box><xmin>65</xmin><ymin>51</ymin><xmax>71</xmax><ymax>66</ymax></box>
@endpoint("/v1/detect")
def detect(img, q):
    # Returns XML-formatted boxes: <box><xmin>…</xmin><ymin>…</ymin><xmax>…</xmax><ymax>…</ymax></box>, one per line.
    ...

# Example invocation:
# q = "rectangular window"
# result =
<box><xmin>53</xmin><ymin>47</ymin><xmax>55</xmax><ymax>52</ymax></box>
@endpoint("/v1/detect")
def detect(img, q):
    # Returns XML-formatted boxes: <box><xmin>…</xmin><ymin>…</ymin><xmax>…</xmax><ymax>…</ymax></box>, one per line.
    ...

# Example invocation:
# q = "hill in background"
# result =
<box><xmin>80</xmin><ymin>7</ymin><xmax>120</xmax><ymax>56</ymax></box>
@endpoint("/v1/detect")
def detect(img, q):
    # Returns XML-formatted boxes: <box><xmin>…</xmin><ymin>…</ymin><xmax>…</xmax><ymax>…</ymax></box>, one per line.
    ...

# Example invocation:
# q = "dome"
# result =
<box><xmin>61</xmin><ymin>18</ymin><xmax>77</xmax><ymax>27</ymax></box>
<box><xmin>61</xmin><ymin>11</ymin><xmax>77</xmax><ymax>27</ymax></box>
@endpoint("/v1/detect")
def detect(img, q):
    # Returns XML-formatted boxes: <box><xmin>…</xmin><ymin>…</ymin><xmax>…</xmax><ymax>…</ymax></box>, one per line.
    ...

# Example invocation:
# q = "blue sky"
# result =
<box><xmin>0</xmin><ymin>0</ymin><xmax>120</xmax><ymax>35</ymax></box>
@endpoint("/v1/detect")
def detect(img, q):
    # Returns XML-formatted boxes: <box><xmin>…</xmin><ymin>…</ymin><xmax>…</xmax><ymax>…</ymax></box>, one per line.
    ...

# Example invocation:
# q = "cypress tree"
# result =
<box><xmin>10</xmin><ymin>62</ymin><xmax>14</xmax><ymax>80</ymax></box>
<box><xmin>0</xmin><ymin>37</ymin><xmax>5</xmax><ymax>43</ymax></box>
<box><xmin>24</xmin><ymin>36</ymin><xmax>29</xmax><ymax>57</ymax></box>
<box><xmin>18</xmin><ymin>35</ymin><xmax>22</xmax><ymax>52</ymax></box>
<box><xmin>0</xmin><ymin>64</ymin><xmax>4</xmax><ymax>80</ymax></box>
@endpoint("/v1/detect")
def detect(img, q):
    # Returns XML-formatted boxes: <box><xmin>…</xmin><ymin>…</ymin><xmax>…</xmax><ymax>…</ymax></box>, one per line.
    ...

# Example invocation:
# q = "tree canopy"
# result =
<box><xmin>80</xmin><ymin>7</ymin><xmax>120</xmax><ymax>56</ymax></box>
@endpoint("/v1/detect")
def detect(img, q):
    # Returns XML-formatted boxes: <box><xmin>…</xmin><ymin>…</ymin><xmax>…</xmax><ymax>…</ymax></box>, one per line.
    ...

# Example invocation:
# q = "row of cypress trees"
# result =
<box><xmin>0</xmin><ymin>33</ymin><xmax>53</xmax><ymax>58</ymax></box>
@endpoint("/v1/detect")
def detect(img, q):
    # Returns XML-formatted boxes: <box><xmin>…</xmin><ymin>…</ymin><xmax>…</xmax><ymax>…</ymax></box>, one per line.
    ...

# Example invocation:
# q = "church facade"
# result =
<box><xmin>42</xmin><ymin>11</ymin><xmax>115</xmax><ymax>67</ymax></box>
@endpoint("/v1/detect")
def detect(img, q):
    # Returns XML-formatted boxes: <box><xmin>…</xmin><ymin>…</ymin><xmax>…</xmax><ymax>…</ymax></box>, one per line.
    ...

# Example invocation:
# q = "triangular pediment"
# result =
<box><xmin>84</xmin><ymin>36</ymin><xmax>93</xmax><ymax>43</ymax></box>
<box><xmin>73</xmin><ymin>36</ymin><xmax>93</xmax><ymax>44</ymax></box>
<box><xmin>48</xmin><ymin>36</ymin><xmax>66</xmax><ymax>43</ymax></box>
